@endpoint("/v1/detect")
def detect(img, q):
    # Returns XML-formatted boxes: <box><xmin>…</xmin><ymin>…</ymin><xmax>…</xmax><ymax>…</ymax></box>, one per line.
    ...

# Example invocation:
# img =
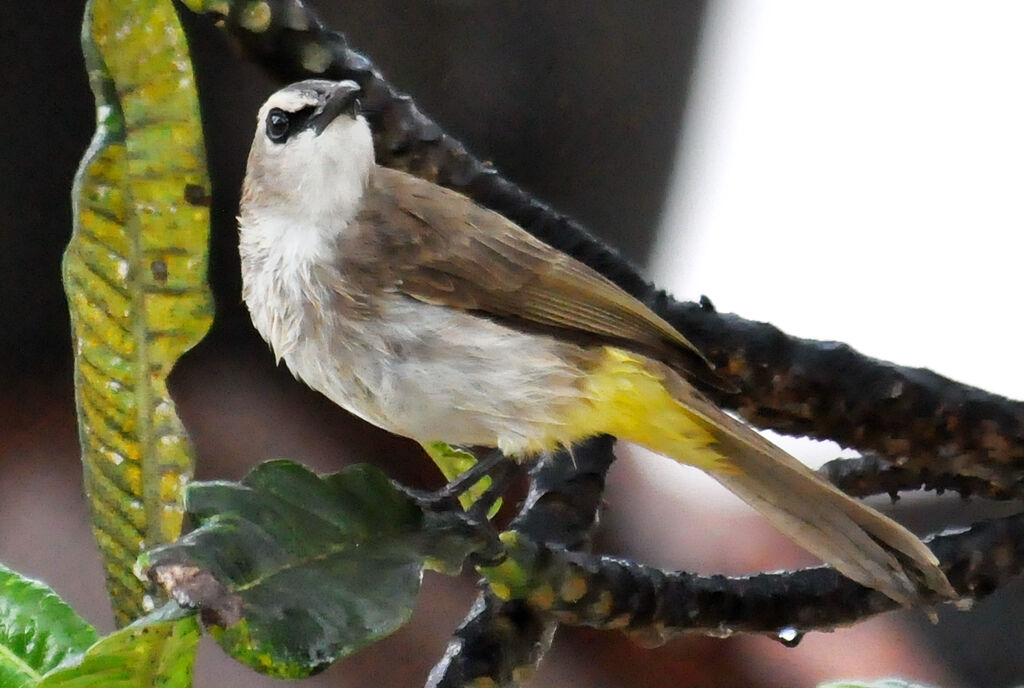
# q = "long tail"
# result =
<box><xmin>576</xmin><ymin>348</ymin><xmax>955</xmax><ymax>606</ymax></box>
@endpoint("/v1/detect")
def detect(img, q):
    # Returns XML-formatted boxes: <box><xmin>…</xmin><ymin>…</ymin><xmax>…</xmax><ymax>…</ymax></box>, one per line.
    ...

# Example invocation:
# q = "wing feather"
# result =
<box><xmin>346</xmin><ymin>166</ymin><xmax>723</xmax><ymax>387</ymax></box>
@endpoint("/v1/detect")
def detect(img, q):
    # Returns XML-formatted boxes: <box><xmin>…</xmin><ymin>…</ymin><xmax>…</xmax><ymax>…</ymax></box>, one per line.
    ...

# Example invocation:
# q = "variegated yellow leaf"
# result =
<box><xmin>66</xmin><ymin>0</ymin><xmax>212</xmax><ymax>625</ymax></box>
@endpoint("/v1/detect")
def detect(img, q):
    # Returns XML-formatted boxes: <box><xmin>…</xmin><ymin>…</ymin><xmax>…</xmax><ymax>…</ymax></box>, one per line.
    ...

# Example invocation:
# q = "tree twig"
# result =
<box><xmin>491</xmin><ymin>510</ymin><xmax>1024</xmax><ymax>642</ymax></box>
<box><xmin>820</xmin><ymin>453</ymin><xmax>1020</xmax><ymax>502</ymax></box>
<box><xmin>428</xmin><ymin>437</ymin><xmax>615</xmax><ymax>687</ymax></box>
<box><xmin>662</xmin><ymin>303</ymin><xmax>1024</xmax><ymax>490</ymax></box>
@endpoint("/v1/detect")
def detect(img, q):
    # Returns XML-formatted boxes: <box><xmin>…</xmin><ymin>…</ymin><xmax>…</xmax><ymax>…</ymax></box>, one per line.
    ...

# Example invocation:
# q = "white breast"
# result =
<box><xmin>241</xmin><ymin>216</ymin><xmax>590</xmax><ymax>455</ymax></box>
<box><xmin>290</xmin><ymin>295</ymin><xmax>592</xmax><ymax>456</ymax></box>
<box><xmin>239</xmin><ymin>213</ymin><xmax>338</xmax><ymax>363</ymax></box>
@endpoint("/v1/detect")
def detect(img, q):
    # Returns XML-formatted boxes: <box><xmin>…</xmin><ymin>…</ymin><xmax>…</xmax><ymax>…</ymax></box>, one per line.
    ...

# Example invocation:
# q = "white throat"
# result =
<box><xmin>238</xmin><ymin>114</ymin><xmax>375</xmax><ymax>361</ymax></box>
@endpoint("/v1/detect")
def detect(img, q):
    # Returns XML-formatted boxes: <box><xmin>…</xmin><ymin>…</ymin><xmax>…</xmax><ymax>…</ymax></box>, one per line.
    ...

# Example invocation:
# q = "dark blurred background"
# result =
<box><xmin>1</xmin><ymin>2</ymin><xmax>1021</xmax><ymax>686</ymax></box>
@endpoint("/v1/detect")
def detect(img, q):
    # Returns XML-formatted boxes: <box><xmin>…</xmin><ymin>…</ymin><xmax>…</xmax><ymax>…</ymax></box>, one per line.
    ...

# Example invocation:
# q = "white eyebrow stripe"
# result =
<box><xmin>258</xmin><ymin>90</ymin><xmax>319</xmax><ymax>121</ymax></box>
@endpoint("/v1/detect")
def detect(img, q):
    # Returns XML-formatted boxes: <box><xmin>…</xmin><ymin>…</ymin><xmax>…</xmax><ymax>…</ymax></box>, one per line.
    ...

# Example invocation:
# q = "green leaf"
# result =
<box><xmin>0</xmin><ymin>564</ymin><xmax>99</xmax><ymax>688</ymax></box>
<box><xmin>37</xmin><ymin>607</ymin><xmax>199</xmax><ymax>688</ymax></box>
<box><xmin>177</xmin><ymin>0</ymin><xmax>232</xmax><ymax>18</ymax></box>
<box><xmin>0</xmin><ymin>566</ymin><xmax>196</xmax><ymax>688</ymax></box>
<box><xmin>421</xmin><ymin>441</ymin><xmax>501</xmax><ymax>517</ymax></box>
<box><xmin>66</xmin><ymin>0</ymin><xmax>212</xmax><ymax>624</ymax></box>
<box><xmin>140</xmin><ymin>461</ymin><xmax>493</xmax><ymax>678</ymax></box>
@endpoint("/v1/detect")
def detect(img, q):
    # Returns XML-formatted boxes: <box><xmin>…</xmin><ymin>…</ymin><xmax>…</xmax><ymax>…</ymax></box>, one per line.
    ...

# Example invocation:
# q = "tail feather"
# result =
<box><xmin>707</xmin><ymin>435</ymin><xmax>955</xmax><ymax>605</ymax></box>
<box><xmin>591</xmin><ymin>351</ymin><xmax>955</xmax><ymax>605</ymax></box>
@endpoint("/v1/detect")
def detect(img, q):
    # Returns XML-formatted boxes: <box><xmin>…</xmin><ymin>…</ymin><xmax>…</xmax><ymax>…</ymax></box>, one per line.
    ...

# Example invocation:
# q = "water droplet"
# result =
<box><xmin>776</xmin><ymin>627</ymin><xmax>804</xmax><ymax>647</ymax></box>
<box><xmin>953</xmin><ymin>597</ymin><xmax>975</xmax><ymax>612</ymax></box>
<box><xmin>706</xmin><ymin>624</ymin><xmax>735</xmax><ymax>639</ymax></box>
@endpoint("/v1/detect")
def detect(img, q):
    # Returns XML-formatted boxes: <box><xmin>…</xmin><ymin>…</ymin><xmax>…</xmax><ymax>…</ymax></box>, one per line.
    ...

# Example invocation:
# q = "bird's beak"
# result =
<box><xmin>311</xmin><ymin>80</ymin><xmax>362</xmax><ymax>135</ymax></box>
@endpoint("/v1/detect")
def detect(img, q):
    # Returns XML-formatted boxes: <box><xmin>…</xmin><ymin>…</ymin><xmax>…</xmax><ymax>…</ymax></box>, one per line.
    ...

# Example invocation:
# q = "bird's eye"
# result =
<box><xmin>266</xmin><ymin>108</ymin><xmax>290</xmax><ymax>142</ymax></box>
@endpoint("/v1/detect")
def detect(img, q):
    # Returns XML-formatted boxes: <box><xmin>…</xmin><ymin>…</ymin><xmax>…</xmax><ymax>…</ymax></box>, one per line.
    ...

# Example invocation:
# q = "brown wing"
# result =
<box><xmin>346</xmin><ymin>166</ymin><xmax>722</xmax><ymax>387</ymax></box>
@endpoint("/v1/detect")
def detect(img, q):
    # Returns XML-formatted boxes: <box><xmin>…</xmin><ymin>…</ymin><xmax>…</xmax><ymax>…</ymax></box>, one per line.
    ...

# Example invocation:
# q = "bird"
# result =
<box><xmin>238</xmin><ymin>78</ymin><xmax>955</xmax><ymax>606</ymax></box>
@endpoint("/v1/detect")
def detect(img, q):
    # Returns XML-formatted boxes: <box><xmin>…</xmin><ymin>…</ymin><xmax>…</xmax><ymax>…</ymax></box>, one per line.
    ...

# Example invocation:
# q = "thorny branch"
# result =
<box><xmin>820</xmin><ymin>453</ymin><xmax>1021</xmax><ymax>502</ymax></box>
<box><xmin>189</xmin><ymin>0</ymin><xmax>1024</xmax><ymax>679</ymax></box>
<box><xmin>492</xmin><ymin>511</ymin><xmax>1024</xmax><ymax>642</ymax></box>
<box><xmin>661</xmin><ymin>301</ymin><xmax>1024</xmax><ymax>491</ymax></box>
<box><xmin>428</xmin><ymin>437</ymin><xmax>614</xmax><ymax>687</ymax></box>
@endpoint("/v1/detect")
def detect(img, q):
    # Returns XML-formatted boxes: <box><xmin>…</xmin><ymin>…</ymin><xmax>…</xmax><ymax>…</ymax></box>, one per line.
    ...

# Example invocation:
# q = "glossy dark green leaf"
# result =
<box><xmin>140</xmin><ymin>461</ymin><xmax>493</xmax><ymax>678</ymax></box>
<box><xmin>0</xmin><ymin>564</ymin><xmax>98</xmax><ymax>688</ymax></box>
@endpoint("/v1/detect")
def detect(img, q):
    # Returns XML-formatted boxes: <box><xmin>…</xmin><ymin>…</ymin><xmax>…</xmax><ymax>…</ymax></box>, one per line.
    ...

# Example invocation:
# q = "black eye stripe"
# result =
<box><xmin>265</xmin><ymin>105</ymin><xmax>316</xmax><ymax>144</ymax></box>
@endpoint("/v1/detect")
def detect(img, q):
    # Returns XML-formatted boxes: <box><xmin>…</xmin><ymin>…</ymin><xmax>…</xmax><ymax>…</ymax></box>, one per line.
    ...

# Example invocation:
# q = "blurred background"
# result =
<box><xmin>2</xmin><ymin>1</ymin><xmax>1023</xmax><ymax>686</ymax></box>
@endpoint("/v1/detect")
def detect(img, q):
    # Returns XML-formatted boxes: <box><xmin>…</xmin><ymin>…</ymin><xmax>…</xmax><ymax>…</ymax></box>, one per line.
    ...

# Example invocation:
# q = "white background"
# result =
<box><xmin>645</xmin><ymin>1</ymin><xmax>1024</xmax><ymax>504</ymax></box>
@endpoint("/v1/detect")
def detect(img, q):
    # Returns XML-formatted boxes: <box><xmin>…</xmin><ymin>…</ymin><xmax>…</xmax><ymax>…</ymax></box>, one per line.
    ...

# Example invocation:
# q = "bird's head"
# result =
<box><xmin>241</xmin><ymin>79</ymin><xmax>374</xmax><ymax>226</ymax></box>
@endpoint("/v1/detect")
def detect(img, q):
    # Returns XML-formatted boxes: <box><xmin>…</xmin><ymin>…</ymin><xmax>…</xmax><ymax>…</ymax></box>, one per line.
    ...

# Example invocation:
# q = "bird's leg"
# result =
<box><xmin>465</xmin><ymin>454</ymin><xmax>516</xmax><ymax>522</ymax></box>
<box><xmin>425</xmin><ymin>448</ymin><xmax>510</xmax><ymax>510</ymax></box>
<box><xmin>399</xmin><ymin>449</ymin><xmax>513</xmax><ymax>567</ymax></box>
<box><xmin>398</xmin><ymin>448</ymin><xmax>512</xmax><ymax>519</ymax></box>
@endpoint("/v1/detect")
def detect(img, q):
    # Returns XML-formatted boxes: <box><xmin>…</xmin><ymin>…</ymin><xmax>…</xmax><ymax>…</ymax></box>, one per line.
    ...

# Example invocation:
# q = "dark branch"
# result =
<box><xmin>428</xmin><ymin>438</ymin><xmax>615</xmax><ymax>687</ymax></box>
<box><xmin>498</xmin><ymin>510</ymin><xmax>1024</xmax><ymax>640</ymax></box>
<box><xmin>820</xmin><ymin>453</ymin><xmax>1021</xmax><ymax>502</ymax></box>
<box><xmin>427</xmin><ymin>594</ymin><xmax>556</xmax><ymax>688</ymax></box>
<box><xmin>663</xmin><ymin>305</ymin><xmax>1024</xmax><ymax>491</ymax></box>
